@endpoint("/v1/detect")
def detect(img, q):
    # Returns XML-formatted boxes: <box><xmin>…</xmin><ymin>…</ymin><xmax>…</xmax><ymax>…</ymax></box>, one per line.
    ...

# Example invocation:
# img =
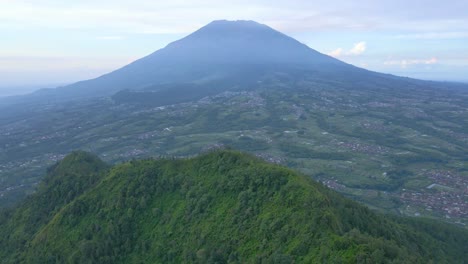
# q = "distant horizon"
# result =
<box><xmin>0</xmin><ymin>82</ymin><xmax>70</xmax><ymax>97</ymax></box>
<box><xmin>1</xmin><ymin>56</ymin><xmax>468</xmax><ymax>97</ymax></box>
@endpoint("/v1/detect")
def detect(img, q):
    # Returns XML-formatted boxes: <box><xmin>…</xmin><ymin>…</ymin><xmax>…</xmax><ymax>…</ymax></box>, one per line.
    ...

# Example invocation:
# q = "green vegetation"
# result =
<box><xmin>1</xmin><ymin>150</ymin><xmax>466</xmax><ymax>263</ymax></box>
<box><xmin>1</xmin><ymin>19</ymin><xmax>467</xmax><ymax>226</ymax></box>
<box><xmin>0</xmin><ymin>151</ymin><xmax>108</xmax><ymax>262</ymax></box>
<box><xmin>1</xmin><ymin>79</ymin><xmax>467</xmax><ymax>226</ymax></box>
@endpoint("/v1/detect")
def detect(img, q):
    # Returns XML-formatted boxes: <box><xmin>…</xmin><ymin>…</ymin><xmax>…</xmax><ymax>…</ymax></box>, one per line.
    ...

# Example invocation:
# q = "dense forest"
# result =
<box><xmin>0</xmin><ymin>150</ymin><xmax>466</xmax><ymax>263</ymax></box>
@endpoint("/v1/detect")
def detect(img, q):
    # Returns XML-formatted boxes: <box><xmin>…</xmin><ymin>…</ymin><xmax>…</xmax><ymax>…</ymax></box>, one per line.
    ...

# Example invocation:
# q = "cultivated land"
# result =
<box><xmin>1</xmin><ymin>77</ymin><xmax>467</xmax><ymax>226</ymax></box>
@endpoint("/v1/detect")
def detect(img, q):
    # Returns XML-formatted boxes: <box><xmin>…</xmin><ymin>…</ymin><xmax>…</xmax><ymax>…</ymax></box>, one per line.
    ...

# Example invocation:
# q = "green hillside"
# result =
<box><xmin>0</xmin><ymin>150</ymin><xmax>466</xmax><ymax>263</ymax></box>
<box><xmin>0</xmin><ymin>151</ymin><xmax>109</xmax><ymax>262</ymax></box>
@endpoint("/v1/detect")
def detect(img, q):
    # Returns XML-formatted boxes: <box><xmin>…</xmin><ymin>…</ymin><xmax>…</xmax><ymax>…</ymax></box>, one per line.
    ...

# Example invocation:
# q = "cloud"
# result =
<box><xmin>96</xmin><ymin>36</ymin><xmax>125</xmax><ymax>40</ymax></box>
<box><xmin>328</xmin><ymin>48</ymin><xmax>344</xmax><ymax>57</ymax></box>
<box><xmin>0</xmin><ymin>0</ymin><xmax>466</xmax><ymax>84</ymax></box>
<box><xmin>328</xmin><ymin>42</ymin><xmax>366</xmax><ymax>57</ymax></box>
<box><xmin>384</xmin><ymin>57</ymin><xmax>438</xmax><ymax>68</ymax></box>
<box><xmin>394</xmin><ymin>31</ymin><xmax>468</xmax><ymax>39</ymax></box>
<box><xmin>2</xmin><ymin>0</ymin><xmax>468</xmax><ymax>35</ymax></box>
<box><xmin>0</xmin><ymin>2</ymin><xmax>211</xmax><ymax>34</ymax></box>
<box><xmin>348</xmin><ymin>41</ymin><xmax>366</xmax><ymax>55</ymax></box>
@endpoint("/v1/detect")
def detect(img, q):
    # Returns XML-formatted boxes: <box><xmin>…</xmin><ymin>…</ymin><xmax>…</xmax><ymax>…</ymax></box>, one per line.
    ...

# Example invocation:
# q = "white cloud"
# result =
<box><xmin>395</xmin><ymin>31</ymin><xmax>468</xmax><ymax>39</ymax></box>
<box><xmin>96</xmin><ymin>36</ymin><xmax>125</xmax><ymax>40</ymax></box>
<box><xmin>384</xmin><ymin>57</ymin><xmax>438</xmax><ymax>68</ymax></box>
<box><xmin>0</xmin><ymin>0</ymin><xmax>466</xmax><ymax>84</ymax></box>
<box><xmin>328</xmin><ymin>42</ymin><xmax>366</xmax><ymax>57</ymax></box>
<box><xmin>348</xmin><ymin>41</ymin><xmax>367</xmax><ymax>55</ymax></box>
<box><xmin>328</xmin><ymin>48</ymin><xmax>343</xmax><ymax>57</ymax></box>
<box><xmin>0</xmin><ymin>2</ymin><xmax>214</xmax><ymax>34</ymax></box>
<box><xmin>1</xmin><ymin>0</ymin><xmax>468</xmax><ymax>35</ymax></box>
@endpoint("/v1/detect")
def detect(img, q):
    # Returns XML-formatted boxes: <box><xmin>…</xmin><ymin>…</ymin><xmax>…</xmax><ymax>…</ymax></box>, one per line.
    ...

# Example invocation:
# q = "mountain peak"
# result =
<box><xmin>207</xmin><ymin>19</ymin><xmax>264</xmax><ymax>26</ymax></box>
<box><xmin>158</xmin><ymin>19</ymin><xmax>341</xmax><ymax>67</ymax></box>
<box><xmin>39</xmin><ymin>19</ymin><xmax>348</xmax><ymax>99</ymax></box>
<box><xmin>203</xmin><ymin>19</ymin><xmax>269</xmax><ymax>30</ymax></box>
<box><xmin>179</xmin><ymin>19</ymin><xmax>283</xmax><ymax>42</ymax></box>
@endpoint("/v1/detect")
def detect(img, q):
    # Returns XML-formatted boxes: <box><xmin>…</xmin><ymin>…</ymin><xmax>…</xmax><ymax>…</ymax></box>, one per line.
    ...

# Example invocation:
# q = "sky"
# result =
<box><xmin>1</xmin><ymin>0</ymin><xmax>467</xmax><ymax>94</ymax></box>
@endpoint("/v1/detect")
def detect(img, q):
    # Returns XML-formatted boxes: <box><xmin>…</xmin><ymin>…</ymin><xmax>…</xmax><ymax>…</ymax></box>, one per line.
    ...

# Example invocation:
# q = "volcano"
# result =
<box><xmin>35</xmin><ymin>20</ymin><xmax>378</xmax><ymax>100</ymax></box>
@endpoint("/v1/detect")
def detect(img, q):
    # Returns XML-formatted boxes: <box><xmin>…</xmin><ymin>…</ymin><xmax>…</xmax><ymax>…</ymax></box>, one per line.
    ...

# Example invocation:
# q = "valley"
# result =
<box><xmin>1</xmin><ymin>4</ymin><xmax>468</xmax><ymax>262</ymax></box>
<box><xmin>1</xmin><ymin>75</ymin><xmax>467</xmax><ymax>225</ymax></box>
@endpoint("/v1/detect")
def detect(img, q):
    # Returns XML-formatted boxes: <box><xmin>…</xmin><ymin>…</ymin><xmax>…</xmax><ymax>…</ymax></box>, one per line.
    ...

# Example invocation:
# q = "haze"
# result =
<box><xmin>1</xmin><ymin>0</ymin><xmax>468</xmax><ymax>96</ymax></box>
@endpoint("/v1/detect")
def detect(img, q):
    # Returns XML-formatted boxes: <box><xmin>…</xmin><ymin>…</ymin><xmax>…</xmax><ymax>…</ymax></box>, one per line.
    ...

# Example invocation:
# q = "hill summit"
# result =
<box><xmin>0</xmin><ymin>150</ymin><xmax>466</xmax><ymax>263</ymax></box>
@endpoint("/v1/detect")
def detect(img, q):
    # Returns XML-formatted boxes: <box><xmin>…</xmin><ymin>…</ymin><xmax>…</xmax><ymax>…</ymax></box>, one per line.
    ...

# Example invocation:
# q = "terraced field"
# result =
<box><xmin>1</xmin><ymin>80</ymin><xmax>467</xmax><ymax>225</ymax></box>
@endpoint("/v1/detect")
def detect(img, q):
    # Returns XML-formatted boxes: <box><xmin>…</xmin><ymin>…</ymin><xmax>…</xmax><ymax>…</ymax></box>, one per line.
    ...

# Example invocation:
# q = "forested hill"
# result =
<box><xmin>0</xmin><ymin>150</ymin><xmax>466</xmax><ymax>263</ymax></box>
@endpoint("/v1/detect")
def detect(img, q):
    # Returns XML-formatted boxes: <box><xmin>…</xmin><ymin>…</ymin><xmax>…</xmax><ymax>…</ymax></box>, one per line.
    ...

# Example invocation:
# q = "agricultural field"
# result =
<box><xmin>1</xmin><ymin>79</ymin><xmax>467</xmax><ymax>225</ymax></box>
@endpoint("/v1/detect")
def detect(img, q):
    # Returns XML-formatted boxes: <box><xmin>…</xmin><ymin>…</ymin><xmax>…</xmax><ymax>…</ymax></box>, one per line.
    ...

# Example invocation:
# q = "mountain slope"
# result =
<box><xmin>2</xmin><ymin>19</ymin><xmax>464</xmax><ymax>107</ymax></box>
<box><xmin>0</xmin><ymin>150</ymin><xmax>466</xmax><ymax>263</ymax></box>
<box><xmin>31</xmin><ymin>20</ymin><xmax>363</xmax><ymax>101</ymax></box>
<box><xmin>0</xmin><ymin>151</ymin><xmax>108</xmax><ymax>262</ymax></box>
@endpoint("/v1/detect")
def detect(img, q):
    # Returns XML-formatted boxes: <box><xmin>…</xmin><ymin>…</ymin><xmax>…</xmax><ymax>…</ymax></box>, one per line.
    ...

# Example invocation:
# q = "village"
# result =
<box><xmin>400</xmin><ymin>169</ymin><xmax>467</xmax><ymax>220</ymax></box>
